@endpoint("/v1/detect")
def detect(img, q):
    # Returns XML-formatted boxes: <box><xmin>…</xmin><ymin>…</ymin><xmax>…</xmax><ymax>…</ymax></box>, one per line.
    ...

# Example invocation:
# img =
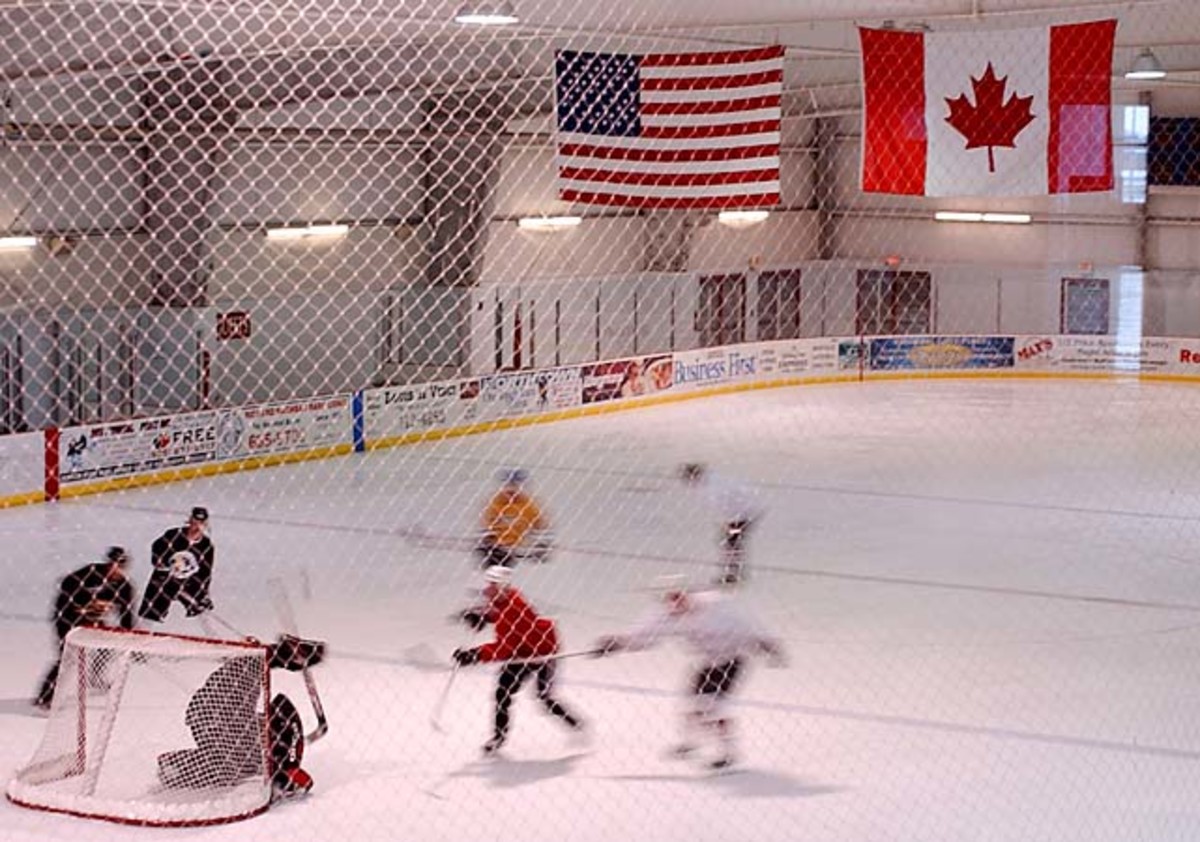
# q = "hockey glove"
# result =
<box><xmin>184</xmin><ymin>595</ymin><xmax>214</xmax><ymax>617</ymax></box>
<box><xmin>269</xmin><ymin>634</ymin><xmax>327</xmax><ymax>671</ymax></box>
<box><xmin>459</xmin><ymin>610</ymin><xmax>489</xmax><ymax>631</ymax></box>
<box><xmin>453</xmin><ymin>647</ymin><xmax>481</xmax><ymax>666</ymax></box>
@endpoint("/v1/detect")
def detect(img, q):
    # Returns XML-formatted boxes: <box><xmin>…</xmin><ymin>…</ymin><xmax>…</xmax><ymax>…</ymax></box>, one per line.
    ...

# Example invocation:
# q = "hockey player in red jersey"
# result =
<box><xmin>454</xmin><ymin>566</ymin><xmax>585</xmax><ymax>755</ymax></box>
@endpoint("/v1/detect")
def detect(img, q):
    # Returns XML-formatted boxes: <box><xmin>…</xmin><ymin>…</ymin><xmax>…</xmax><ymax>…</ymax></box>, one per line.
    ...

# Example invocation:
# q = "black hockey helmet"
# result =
<box><xmin>190</xmin><ymin>506</ymin><xmax>209</xmax><ymax>523</ymax></box>
<box><xmin>105</xmin><ymin>546</ymin><xmax>130</xmax><ymax>566</ymax></box>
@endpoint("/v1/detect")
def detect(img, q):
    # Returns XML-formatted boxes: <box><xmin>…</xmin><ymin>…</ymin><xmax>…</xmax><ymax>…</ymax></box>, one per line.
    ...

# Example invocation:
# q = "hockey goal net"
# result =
<box><xmin>7</xmin><ymin>628</ymin><xmax>271</xmax><ymax>827</ymax></box>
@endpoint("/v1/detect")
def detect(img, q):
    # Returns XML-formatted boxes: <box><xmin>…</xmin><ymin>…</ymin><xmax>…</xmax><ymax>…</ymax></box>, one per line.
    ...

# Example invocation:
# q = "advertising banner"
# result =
<box><xmin>478</xmin><ymin>367</ymin><xmax>583</xmax><ymax>418</ymax></box>
<box><xmin>60</xmin><ymin>411</ymin><xmax>220</xmax><ymax>483</ymax></box>
<box><xmin>838</xmin><ymin>339</ymin><xmax>865</xmax><ymax>370</ymax></box>
<box><xmin>363</xmin><ymin>380</ymin><xmax>481</xmax><ymax>439</ymax></box>
<box><xmin>215</xmin><ymin>396</ymin><xmax>351</xmax><ymax>460</ymax></box>
<box><xmin>1015</xmin><ymin>335</ymin><xmax>1171</xmax><ymax>373</ymax></box>
<box><xmin>869</xmin><ymin>336</ymin><xmax>1015</xmax><ymax>370</ymax></box>
<box><xmin>672</xmin><ymin>346</ymin><xmax>760</xmax><ymax>392</ymax></box>
<box><xmin>582</xmin><ymin>355</ymin><xmax>673</xmax><ymax>404</ymax></box>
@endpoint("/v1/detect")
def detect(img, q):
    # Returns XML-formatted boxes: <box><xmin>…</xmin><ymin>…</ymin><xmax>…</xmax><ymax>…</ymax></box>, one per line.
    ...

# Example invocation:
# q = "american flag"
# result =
<box><xmin>553</xmin><ymin>46</ymin><xmax>785</xmax><ymax>209</ymax></box>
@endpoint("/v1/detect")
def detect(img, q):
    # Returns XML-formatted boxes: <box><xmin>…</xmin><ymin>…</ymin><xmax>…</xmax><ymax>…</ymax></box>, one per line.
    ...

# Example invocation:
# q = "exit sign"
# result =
<box><xmin>216</xmin><ymin>311</ymin><xmax>252</xmax><ymax>341</ymax></box>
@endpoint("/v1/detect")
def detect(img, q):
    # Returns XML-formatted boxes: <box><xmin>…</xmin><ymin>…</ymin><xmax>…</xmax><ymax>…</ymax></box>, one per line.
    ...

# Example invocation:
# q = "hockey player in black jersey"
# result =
<box><xmin>35</xmin><ymin>546</ymin><xmax>136</xmax><ymax>709</ymax></box>
<box><xmin>139</xmin><ymin>506</ymin><xmax>216</xmax><ymax>622</ymax></box>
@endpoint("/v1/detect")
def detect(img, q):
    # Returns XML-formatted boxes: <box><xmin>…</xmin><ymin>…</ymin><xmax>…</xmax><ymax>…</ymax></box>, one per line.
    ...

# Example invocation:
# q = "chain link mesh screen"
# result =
<box><xmin>3</xmin><ymin>1</ymin><xmax>1200</xmax><ymax>840</ymax></box>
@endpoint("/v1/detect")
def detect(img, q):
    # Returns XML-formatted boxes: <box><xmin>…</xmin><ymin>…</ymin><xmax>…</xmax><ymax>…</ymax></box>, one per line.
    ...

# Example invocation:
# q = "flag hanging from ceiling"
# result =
<box><xmin>859</xmin><ymin>19</ymin><xmax>1116</xmax><ymax>197</ymax></box>
<box><xmin>553</xmin><ymin>46</ymin><xmax>784</xmax><ymax>209</ymax></box>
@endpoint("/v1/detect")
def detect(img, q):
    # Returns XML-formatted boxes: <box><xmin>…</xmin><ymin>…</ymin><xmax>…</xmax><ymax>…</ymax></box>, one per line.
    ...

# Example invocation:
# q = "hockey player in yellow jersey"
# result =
<box><xmin>475</xmin><ymin>469</ymin><xmax>553</xmax><ymax>568</ymax></box>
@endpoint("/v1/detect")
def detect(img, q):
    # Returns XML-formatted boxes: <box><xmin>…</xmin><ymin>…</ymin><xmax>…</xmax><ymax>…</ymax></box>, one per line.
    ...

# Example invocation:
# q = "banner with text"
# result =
<box><xmin>215</xmin><ymin>396</ymin><xmax>351</xmax><ymax>460</ymax></box>
<box><xmin>1014</xmin><ymin>335</ymin><xmax>1172</xmax><ymax>373</ymax></box>
<box><xmin>363</xmin><ymin>380</ymin><xmax>481</xmax><ymax>440</ymax></box>
<box><xmin>59</xmin><ymin>411</ymin><xmax>221</xmax><ymax>483</ymax></box>
<box><xmin>870</xmin><ymin>336</ymin><xmax>1015</xmax><ymax>371</ymax></box>
<box><xmin>672</xmin><ymin>346</ymin><xmax>761</xmax><ymax>392</ymax></box>
<box><xmin>477</xmin><ymin>367</ymin><xmax>583</xmax><ymax>419</ymax></box>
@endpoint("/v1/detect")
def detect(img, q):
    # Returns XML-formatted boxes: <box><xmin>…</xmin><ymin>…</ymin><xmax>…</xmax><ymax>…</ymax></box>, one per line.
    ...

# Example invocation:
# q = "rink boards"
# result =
<box><xmin>0</xmin><ymin>332</ymin><xmax>1197</xmax><ymax>506</ymax></box>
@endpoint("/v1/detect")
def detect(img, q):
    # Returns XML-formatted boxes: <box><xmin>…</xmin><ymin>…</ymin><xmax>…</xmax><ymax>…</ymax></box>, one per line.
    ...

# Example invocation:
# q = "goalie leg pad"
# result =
<box><xmin>269</xmin><ymin>693</ymin><xmax>305</xmax><ymax>772</ymax></box>
<box><xmin>269</xmin><ymin>693</ymin><xmax>313</xmax><ymax>799</ymax></box>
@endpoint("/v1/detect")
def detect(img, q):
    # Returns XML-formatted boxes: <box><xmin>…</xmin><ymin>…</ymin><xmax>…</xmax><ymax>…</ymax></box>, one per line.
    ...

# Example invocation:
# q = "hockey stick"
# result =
<box><xmin>266</xmin><ymin>578</ymin><xmax>329</xmax><ymax>744</ymax></box>
<box><xmin>510</xmin><ymin>648</ymin><xmax>603</xmax><ymax>664</ymax></box>
<box><xmin>429</xmin><ymin>663</ymin><xmax>460</xmax><ymax>734</ymax></box>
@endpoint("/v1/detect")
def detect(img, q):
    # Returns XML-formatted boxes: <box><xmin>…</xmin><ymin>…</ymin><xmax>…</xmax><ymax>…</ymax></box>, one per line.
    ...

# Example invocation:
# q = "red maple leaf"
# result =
<box><xmin>944</xmin><ymin>63</ymin><xmax>1036</xmax><ymax>173</ymax></box>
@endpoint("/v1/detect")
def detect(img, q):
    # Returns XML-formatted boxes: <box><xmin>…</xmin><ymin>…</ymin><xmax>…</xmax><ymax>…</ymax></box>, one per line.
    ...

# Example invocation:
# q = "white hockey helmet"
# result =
<box><xmin>484</xmin><ymin>565</ymin><xmax>513</xmax><ymax>586</ymax></box>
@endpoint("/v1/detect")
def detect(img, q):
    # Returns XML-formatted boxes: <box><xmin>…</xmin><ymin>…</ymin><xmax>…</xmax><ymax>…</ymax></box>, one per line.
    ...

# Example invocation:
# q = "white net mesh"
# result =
<box><xmin>8</xmin><ymin>628</ymin><xmax>270</xmax><ymax>826</ymax></box>
<box><xmin>4</xmin><ymin>0</ymin><xmax>1200</xmax><ymax>839</ymax></box>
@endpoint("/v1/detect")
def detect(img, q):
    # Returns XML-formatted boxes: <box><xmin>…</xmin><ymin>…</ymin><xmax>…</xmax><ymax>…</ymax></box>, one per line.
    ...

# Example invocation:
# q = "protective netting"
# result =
<box><xmin>5</xmin><ymin>1</ymin><xmax>1200</xmax><ymax>840</ymax></box>
<box><xmin>8</xmin><ymin>628</ymin><xmax>270</xmax><ymax>825</ymax></box>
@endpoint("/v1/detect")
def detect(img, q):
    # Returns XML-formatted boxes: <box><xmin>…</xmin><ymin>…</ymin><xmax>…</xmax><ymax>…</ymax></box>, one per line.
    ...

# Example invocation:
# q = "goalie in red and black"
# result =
<box><xmin>454</xmin><ymin>566</ymin><xmax>586</xmax><ymax>755</ymax></box>
<box><xmin>35</xmin><ymin>546</ymin><xmax>136</xmax><ymax>709</ymax></box>
<box><xmin>157</xmin><ymin>634</ymin><xmax>326</xmax><ymax>801</ymax></box>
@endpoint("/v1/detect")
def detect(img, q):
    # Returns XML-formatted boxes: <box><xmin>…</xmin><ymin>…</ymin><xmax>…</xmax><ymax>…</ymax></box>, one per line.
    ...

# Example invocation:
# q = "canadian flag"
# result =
<box><xmin>859</xmin><ymin>19</ymin><xmax>1116</xmax><ymax>196</ymax></box>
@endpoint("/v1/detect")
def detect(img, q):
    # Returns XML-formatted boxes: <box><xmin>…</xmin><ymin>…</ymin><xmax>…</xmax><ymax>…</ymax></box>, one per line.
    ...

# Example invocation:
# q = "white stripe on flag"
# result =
<box><xmin>556</xmin><ymin>131</ymin><xmax>781</xmax><ymax>151</ymax></box>
<box><xmin>640</xmin><ymin>108</ymin><xmax>782</xmax><ymax>128</ymax></box>
<box><xmin>640</xmin><ymin>83</ymin><xmax>782</xmax><ymax>103</ymax></box>
<box><xmin>639</xmin><ymin>58</ymin><xmax>784</xmax><ymax>79</ymax></box>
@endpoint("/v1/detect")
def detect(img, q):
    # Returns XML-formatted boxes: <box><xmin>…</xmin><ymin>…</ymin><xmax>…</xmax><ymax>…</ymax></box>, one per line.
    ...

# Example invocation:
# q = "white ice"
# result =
<box><xmin>3</xmin><ymin>379</ymin><xmax>1200</xmax><ymax>842</ymax></box>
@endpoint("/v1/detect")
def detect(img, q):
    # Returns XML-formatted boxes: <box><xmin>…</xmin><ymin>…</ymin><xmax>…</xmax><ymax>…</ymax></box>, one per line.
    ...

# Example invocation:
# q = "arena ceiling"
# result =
<box><xmin>0</xmin><ymin>0</ymin><xmax>1197</xmax><ymax>127</ymax></box>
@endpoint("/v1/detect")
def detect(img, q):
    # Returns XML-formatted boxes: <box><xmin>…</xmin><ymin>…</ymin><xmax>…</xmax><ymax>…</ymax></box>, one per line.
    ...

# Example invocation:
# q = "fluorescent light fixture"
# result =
<box><xmin>454</xmin><ymin>1</ymin><xmax>518</xmax><ymax>24</ymax></box>
<box><xmin>1125</xmin><ymin>48</ymin><xmax>1166</xmax><ymax>81</ymax></box>
<box><xmin>266</xmin><ymin>224</ymin><xmax>349</xmax><ymax>241</ymax></box>
<box><xmin>0</xmin><ymin>236</ymin><xmax>38</xmax><ymax>250</ymax></box>
<box><xmin>982</xmin><ymin>212</ymin><xmax>1031</xmax><ymax>224</ymax></box>
<box><xmin>717</xmin><ymin>210</ymin><xmax>770</xmax><ymax>228</ymax></box>
<box><xmin>933</xmin><ymin>211</ymin><xmax>1031</xmax><ymax>224</ymax></box>
<box><xmin>517</xmin><ymin>216</ymin><xmax>582</xmax><ymax>232</ymax></box>
<box><xmin>934</xmin><ymin>211</ymin><xmax>984</xmax><ymax>222</ymax></box>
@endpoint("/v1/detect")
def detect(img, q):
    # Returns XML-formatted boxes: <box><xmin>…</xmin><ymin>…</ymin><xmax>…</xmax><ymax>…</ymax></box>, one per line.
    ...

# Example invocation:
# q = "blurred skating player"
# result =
<box><xmin>35</xmin><ymin>546</ymin><xmax>136</xmax><ymax>709</ymax></box>
<box><xmin>593</xmin><ymin>585</ymin><xmax>785</xmax><ymax>770</ymax></box>
<box><xmin>680</xmin><ymin>462</ymin><xmax>764</xmax><ymax>585</ymax></box>
<box><xmin>454</xmin><ymin>566</ymin><xmax>586</xmax><ymax>755</ymax></box>
<box><xmin>139</xmin><ymin>506</ymin><xmax>216</xmax><ymax>622</ymax></box>
<box><xmin>475</xmin><ymin>469</ymin><xmax>553</xmax><ymax>568</ymax></box>
<box><xmin>157</xmin><ymin>633</ymin><xmax>326</xmax><ymax>800</ymax></box>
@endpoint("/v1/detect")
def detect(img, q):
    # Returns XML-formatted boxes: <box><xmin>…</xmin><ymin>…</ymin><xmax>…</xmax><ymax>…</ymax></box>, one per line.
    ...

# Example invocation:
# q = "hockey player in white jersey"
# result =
<box><xmin>680</xmin><ymin>463</ymin><xmax>764</xmax><ymax>585</ymax></box>
<box><xmin>592</xmin><ymin>586</ymin><xmax>785</xmax><ymax>769</ymax></box>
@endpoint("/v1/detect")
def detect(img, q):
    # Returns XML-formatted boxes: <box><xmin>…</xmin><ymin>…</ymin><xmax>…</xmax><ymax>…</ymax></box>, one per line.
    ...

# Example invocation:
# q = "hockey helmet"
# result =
<box><xmin>498</xmin><ymin>468</ymin><xmax>528</xmax><ymax>486</ymax></box>
<box><xmin>484</xmin><ymin>565</ymin><xmax>513</xmax><ymax>586</ymax></box>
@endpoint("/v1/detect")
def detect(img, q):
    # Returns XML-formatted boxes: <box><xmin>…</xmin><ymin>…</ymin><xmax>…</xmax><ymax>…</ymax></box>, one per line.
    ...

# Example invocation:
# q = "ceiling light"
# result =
<box><xmin>517</xmin><ymin>216</ymin><xmax>582</xmax><ymax>232</ymax></box>
<box><xmin>1125</xmin><ymin>48</ymin><xmax>1166</xmax><ymax>81</ymax></box>
<box><xmin>0</xmin><ymin>236</ymin><xmax>38</xmax><ymax>250</ymax></box>
<box><xmin>981</xmin><ymin>212</ymin><xmax>1031</xmax><ymax>224</ymax></box>
<box><xmin>934</xmin><ymin>211</ymin><xmax>1031</xmax><ymax>224</ymax></box>
<box><xmin>933</xmin><ymin>211</ymin><xmax>984</xmax><ymax>222</ymax></box>
<box><xmin>266</xmin><ymin>224</ymin><xmax>349</xmax><ymax>241</ymax></box>
<box><xmin>454</xmin><ymin>2</ymin><xmax>518</xmax><ymax>25</ymax></box>
<box><xmin>717</xmin><ymin>210</ymin><xmax>770</xmax><ymax>228</ymax></box>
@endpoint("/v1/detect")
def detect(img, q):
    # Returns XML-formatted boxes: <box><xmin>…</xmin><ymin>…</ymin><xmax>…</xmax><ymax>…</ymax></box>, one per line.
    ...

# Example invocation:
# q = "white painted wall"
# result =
<box><xmin>4</xmin><ymin>97</ymin><xmax>1200</xmax><ymax>413</ymax></box>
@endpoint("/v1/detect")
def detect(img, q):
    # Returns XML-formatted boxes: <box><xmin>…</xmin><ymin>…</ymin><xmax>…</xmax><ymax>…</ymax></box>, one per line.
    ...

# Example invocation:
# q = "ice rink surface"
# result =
<box><xmin>3</xmin><ymin>378</ymin><xmax>1200</xmax><ymax>841</ymax></box>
